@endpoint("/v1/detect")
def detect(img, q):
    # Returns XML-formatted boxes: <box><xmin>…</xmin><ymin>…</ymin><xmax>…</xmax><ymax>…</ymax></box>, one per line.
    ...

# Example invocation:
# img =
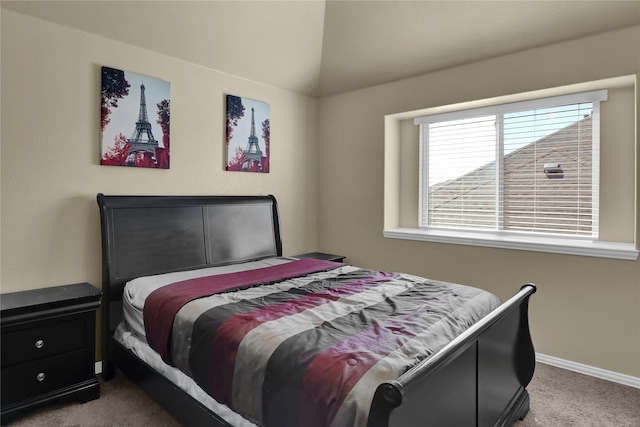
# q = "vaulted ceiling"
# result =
<box><xmin>3</xmin><ymin>0</ymin><xmax>639</xmax><ymax>97</ymax></box>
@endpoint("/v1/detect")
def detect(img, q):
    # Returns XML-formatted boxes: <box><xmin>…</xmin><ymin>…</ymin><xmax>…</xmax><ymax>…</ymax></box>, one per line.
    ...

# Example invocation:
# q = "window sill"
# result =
<box><xmin>383</xmin><ymin>227</ymin><xmax>639</xmax><ymax>261</ymax></box>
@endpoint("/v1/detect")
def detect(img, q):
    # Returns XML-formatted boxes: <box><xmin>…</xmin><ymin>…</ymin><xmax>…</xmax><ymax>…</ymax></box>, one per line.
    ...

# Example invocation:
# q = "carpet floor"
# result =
<box><xmin>5</xmin><ymin>363</ymin><xmax>640</xmax><ymax>426</ymax></box>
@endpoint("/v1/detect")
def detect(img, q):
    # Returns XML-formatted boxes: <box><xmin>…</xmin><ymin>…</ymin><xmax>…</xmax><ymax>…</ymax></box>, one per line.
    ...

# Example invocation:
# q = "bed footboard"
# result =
<box><xmin>368</xmin><ymin>284</ymin><xmax>536</xmax><ymax>427</ymax></box>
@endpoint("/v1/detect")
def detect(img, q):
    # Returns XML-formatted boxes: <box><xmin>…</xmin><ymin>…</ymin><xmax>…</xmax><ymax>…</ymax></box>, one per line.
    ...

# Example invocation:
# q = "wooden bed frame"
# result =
<box><xmin>97</xmin><ymin>193</ymin><xmax>536</xmax><ymax>427</ymax></box>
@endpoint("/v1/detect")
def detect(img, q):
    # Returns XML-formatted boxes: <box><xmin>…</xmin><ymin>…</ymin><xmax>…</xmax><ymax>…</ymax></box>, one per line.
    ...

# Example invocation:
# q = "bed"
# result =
<box><xmin>97</xmin><ymin>193</ymin><xmax>536</xmax><ymax>427</ymax></box>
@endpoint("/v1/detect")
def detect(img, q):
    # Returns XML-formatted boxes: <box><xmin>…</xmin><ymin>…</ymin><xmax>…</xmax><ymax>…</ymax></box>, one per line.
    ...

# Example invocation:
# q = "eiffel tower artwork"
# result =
<box><xmin>127</xmin><ymin>82</ymin><xmax>158</xmax><ymax>163</ymax></box>
<box><xmin>241</xmin><ymin>107</ymin><xmax>263</xmax><ymax>170</ymax></box>
<box><xmin>100</xmin><ymin>66</ymin><xmax>170</xmax><ymax>169</ymax></box>
<box><xmin>226</xmin><ymin>95</ymin><xmax>270</xmax><ymax>173</ymax></box>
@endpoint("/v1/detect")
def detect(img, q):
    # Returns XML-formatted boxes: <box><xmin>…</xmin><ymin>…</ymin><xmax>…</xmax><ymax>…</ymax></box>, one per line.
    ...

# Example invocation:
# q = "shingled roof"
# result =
<box><xmin>428</xmin><ymin>115</ymin><xmax>593</xmax><ymax>235</ymax></box>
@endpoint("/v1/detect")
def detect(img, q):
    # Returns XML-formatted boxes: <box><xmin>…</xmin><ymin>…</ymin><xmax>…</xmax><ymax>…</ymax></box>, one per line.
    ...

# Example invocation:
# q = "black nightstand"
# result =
<box><xmin>1</xmin><ymin>283</ymin><xmax>102</xmax><ymax>423</ymax></box>
<box><xmin>294</xmin><ymin>252</ymin><xmax>346</xmax><ymax>263</ymax></box>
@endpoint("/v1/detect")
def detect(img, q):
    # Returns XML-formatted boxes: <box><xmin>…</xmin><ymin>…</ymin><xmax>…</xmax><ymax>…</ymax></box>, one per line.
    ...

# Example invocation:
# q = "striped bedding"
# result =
<box><xmin>137</xmin><ymin>258</ymin><xmax>501</xmax><ymax>427</ymax></box>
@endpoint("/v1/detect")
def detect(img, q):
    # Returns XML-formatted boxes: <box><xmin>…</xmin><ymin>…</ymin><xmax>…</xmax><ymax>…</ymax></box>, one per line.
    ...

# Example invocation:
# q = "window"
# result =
<box><xmin>383</xmin><ymin>78</ymin><xmax>639</xmax><ymax>260</ymax></box>
<box><xmin>415</xmin><ymin>91</ymin><xmax>606</xmax><ymax>238</ymax></box>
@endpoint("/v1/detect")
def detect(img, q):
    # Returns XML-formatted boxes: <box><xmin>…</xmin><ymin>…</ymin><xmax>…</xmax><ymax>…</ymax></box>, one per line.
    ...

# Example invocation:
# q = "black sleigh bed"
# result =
<box><xmin>97</xmin><ymin>193</ymin><xmax>537</xmax><ymax>427</ymax></box>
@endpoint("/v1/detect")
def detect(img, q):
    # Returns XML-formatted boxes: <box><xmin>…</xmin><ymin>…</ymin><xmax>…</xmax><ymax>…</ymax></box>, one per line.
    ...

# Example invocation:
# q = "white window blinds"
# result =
<box><xmin>415</xmin><ymin>90</ymin><xmax>607</xmax><ymax>237</ymax></box>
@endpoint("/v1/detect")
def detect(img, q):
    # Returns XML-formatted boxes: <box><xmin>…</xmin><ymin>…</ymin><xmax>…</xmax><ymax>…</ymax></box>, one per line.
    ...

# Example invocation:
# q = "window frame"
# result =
<box><xmin>415</xmin><ymin>90</ymin><xmax>607</xmax><ymax>238</ymax></box>
<box><xmin>383</xmin><ymin>226</ymin><xmax>637</xmax><ymax>260</ymax></box>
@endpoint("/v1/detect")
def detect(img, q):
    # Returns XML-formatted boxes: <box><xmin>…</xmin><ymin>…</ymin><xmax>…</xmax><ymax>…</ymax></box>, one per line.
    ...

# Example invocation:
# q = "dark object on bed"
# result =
<box><xmin>97</xmin><ymin>193</ymin><xmax>536</xmax><ymax>427</ymax></box>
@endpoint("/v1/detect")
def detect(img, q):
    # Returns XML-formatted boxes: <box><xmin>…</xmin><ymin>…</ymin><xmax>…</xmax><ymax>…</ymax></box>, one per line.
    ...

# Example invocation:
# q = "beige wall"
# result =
<box><xmin>1</xmin><ymin>8</ymin><xmax>639</xmax><ymax>379</ymax></box>
<box><xmin>0</xmin><ymin>10</ymin><xmax>319</xmax><ymax>293</ymax></box>
<box><xmin>318</xmin><ymin>26</ymin><xmax>640</xmax><ymax>377</ymax></box>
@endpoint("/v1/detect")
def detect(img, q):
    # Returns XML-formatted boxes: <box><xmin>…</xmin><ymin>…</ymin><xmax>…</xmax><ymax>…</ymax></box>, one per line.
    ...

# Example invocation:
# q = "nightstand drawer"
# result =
<box><xmin>1</xmin><ymin>318</ymin><xmax>85</xmax><ymax>367</ymax></box>
<box><xmin>1</xmin><ymin>349</ymin><xmax>87</xmax><ymax>406</ymax></box>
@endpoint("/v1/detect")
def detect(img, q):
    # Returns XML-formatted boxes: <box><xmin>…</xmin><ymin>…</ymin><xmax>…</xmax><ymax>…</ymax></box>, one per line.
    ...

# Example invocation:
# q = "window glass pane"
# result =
<box><xmin>503</xmin><ymin>103</ymin><xmax>593</xmax><ymax>235</ymax></box>
<box><xmin>427</xmin><ymin>116</ymin><xmax>496</xmax><ymax>228</ymax></box>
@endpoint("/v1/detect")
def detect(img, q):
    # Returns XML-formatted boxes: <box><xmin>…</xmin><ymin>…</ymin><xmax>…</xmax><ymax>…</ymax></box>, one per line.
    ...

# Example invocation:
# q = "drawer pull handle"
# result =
<box><xmin>36</xmin><ymin>372</ymin><xmax>46</xmax><ymax>382</ymax></box>
<box><xmin>35</xmin><ymin>339</ymin><xmax>44</xmax><ymax>349</ymax></box>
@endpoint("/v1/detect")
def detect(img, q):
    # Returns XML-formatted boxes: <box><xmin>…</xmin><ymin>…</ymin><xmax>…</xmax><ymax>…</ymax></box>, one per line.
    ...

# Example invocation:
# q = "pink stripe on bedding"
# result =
<box><xmin>209</xmin><ymin>292</ymin><xmax>342</xmax><ymax>405</ymax></box>
<box><xmin>143</xmin><ymin>258</ymin><xmax>343</xmax><ymax>363</ymax></box>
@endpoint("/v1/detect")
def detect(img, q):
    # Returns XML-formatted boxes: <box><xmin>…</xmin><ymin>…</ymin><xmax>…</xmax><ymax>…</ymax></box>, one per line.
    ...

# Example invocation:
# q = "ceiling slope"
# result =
<box><xmin>2</xmin><ymin>0</ymin><xmax>639</xmax><ymax>97</ymax></box>
<box><xmin>318</xmin><ymin>0</ymin><xmax>640</xmax><ymax>96</ymax></box>
<box><xmin>1</xmin><ymin>0</ymin><xmax>327</xmax><ymax>95</ymax></box>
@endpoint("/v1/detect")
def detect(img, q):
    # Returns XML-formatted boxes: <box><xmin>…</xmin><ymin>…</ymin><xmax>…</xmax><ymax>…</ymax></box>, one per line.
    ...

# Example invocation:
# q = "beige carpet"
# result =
<box><xmin>6</xmin><ymin>363</ymin><xmax>640</xmax><ymax>426</ymax></box>
<box><xmin>516</xmin><ymin>364</ymin><xmax>640</xmax><ymax>427</ymax></box>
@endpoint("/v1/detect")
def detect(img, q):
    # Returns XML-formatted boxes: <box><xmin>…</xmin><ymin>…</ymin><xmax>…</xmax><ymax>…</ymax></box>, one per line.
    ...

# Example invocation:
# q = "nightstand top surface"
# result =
<box><xmin>1</xmin><ymin>283</ymin><xmax>101</xmax><ymax>317</ymax></box>
<box><xmin>293</xmin><ymin>252</ymin><xmax>346</xmax><ymax>262</ymax></box>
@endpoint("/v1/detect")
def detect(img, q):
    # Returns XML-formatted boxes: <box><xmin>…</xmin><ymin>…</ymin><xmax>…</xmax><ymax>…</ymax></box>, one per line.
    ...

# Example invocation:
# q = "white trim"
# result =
<box><xmin>95</xmin><ymin>361</ymin><xmax>102</xmax><ymax>375</ymax></box>
<box><xmin>383</xmin><ymin>227</ymin><xmax>639</xmax><ymax>260</ymax></box>
<box><xmin>536</xmin><ymin>353</ymin><xmax>640</xmax><ymax>389</ymax></box>
<box><xmin>414</xmin><ymin>90</ymin><xmax>608</xmax><ymax>125</ymax></box>
<box><xmin>418</xmin><ymin>124</ymin><xmax>428</xmax><ymax>226</ymax></box>
<box><xmin>591</xmin><ymin>100</ymin><xmax>601</xmax><ymax>239</ymax></box>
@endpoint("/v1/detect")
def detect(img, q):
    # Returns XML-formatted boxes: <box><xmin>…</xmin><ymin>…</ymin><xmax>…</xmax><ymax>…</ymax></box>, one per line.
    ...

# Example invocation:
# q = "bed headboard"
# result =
<box><xmin>97</xmin><ymin>193</ymin><xmax>282</xmax><ymax>337</ymax></box>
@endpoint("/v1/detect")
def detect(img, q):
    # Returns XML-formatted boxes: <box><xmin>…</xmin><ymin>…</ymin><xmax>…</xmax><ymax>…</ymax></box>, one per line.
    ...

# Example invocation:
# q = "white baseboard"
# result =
<box><xmin>536</xmin><ymin>353</ymin><xmax>640</xmax><ymax>389</ymax></box>
<box><xmin>95</xmin><ymin>355</ymin><xmax>639</xmax><ymax>389</ymax></box>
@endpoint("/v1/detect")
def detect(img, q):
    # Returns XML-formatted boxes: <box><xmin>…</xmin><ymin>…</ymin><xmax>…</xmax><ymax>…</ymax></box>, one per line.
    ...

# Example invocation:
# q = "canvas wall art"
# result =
<box><xmin>100</xmin><ymin>66</ymin><xmax>171</xmax><ymax>169</ymax></box>
<box><xmin>226</xmin><ymin>95</ymin><xmax>270</xmax><ymax>173</ymax></box>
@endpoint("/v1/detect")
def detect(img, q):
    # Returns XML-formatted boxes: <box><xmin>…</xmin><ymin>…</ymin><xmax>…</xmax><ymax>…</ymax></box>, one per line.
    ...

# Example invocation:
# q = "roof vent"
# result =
<box><xmin>544</xmin><ymin>163</ymin><xmax>564</xmax><ymax>179</ymax></box>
